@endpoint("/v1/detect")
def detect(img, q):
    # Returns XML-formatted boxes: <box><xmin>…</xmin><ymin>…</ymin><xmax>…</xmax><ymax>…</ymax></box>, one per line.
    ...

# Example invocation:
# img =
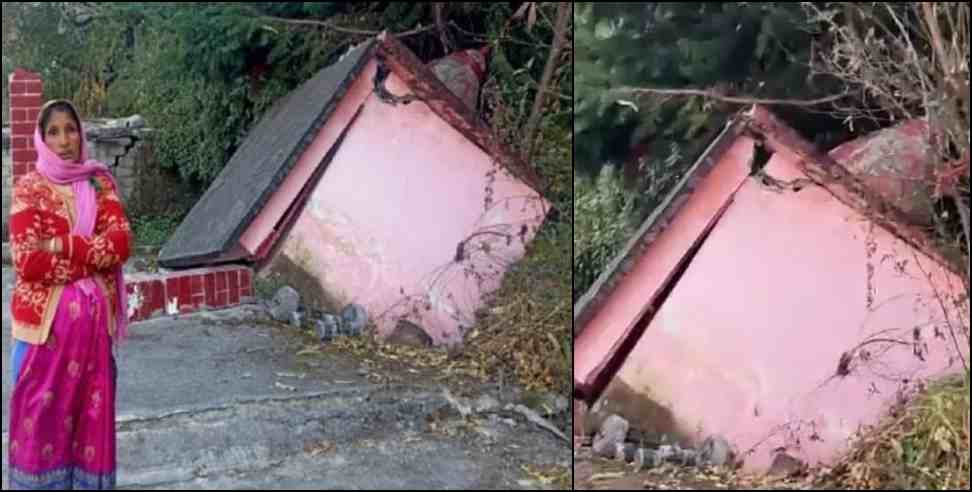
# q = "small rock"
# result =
<box><xmin>768</xmin><ymin>452</ymin><xmax>805</xmax><ymax>477</ymax></box>
<box><xmin>290</xmin><ymin>311</ymin><xmax>303</xmax><ymax>329</ymax></box>
<box><xmin>316</xmin><ymin>314</ymin><xmax>341</xmax><ymax>342</ymax></box>
<box><xmin>386</xmin><ymin>319</ymin><xmax>433</xmax><ymax>348</ymax></box>
<box><xmin>474</xmin><ymin>395</ymin><xmax>500</xmax><ymax>414</ymax></box>
<box><xmin>553</xmin><ymin>396</ymin><xmax>569</xmax><ymax>415</ymax></box>
<box><xmin>592</xmin><ymin>414</ymin><xmax>629</xmax><ymax>459</ymax></box>
<box><xmin>340</xmin><ymin>304</ymin><xmax>368</xmax><ymax>336</ymax></box>
<box><xmin>524</xmin><ymin>391</ymin><xmax>569</xmax><ymax>416</ymax></box>
<box><xmin>270</xmin><ymin>286</ymin><xmax>300</xmax><ymax>323</ymax></box>
<box><xmin>125</xmin><ymin>115</ymin><xmax>146</xmax><ymax>129</ymax></box>
<box><xmin>616</xmin><ymin>442</ymin><xmax>638</xmax><ymax>463</ymax></box>
<box><xmin>635</xmin><ymin>448</ymin><xmax>661</xmax><ymax>470</ymax></box>
<box><xmin>699</xmin><ymin>435</ymin><xmax>733</xmax><ymax>468</ymax></box>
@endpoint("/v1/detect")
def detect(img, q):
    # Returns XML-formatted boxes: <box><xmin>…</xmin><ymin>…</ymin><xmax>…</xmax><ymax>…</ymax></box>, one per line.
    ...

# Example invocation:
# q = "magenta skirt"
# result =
<box><xmin>7</xmin><ymin>283</ymin><xmax>117</xmax><ymax>490</ymax></box>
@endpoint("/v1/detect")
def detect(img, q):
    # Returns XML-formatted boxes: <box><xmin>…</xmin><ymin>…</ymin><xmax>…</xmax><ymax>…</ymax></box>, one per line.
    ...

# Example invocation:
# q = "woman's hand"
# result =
<box><xmin>38</xmin><ymin>237</ymin><xmax>63</xmax><ymax>255</ymax></box>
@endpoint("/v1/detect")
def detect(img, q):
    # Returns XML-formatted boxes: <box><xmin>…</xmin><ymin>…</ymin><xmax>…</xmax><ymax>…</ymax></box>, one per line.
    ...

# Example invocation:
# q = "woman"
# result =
<box><xmin>7</xmin><ymin>99</ymin><xmax>132</xmax><ymax>490</ymax></box>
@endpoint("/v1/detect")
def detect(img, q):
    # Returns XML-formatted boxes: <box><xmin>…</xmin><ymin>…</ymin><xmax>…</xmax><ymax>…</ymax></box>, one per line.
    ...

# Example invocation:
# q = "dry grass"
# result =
<box><xmin>815</xmin><ymin>373</ymin><xmax>971</xmax><ymax>490</ymax></box>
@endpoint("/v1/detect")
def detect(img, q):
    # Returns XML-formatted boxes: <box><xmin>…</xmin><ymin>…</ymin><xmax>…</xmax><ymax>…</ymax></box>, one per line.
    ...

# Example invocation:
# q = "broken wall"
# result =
<box><xmin>265</xmin><ymin>64</ymin><xmax>548</xmax><ymax>347</ymax></box>
<box><xmin>592</xmin><ymin>142</ymin><xmax>969</xmax><ymax>472</ymax></box>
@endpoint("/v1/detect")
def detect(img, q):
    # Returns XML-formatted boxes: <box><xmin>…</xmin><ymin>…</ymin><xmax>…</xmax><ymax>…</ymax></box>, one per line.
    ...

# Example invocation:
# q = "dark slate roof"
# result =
<box><xmin>573</xmin><ymin>113</ymin><xmax>745</xmax><ymax>336</ymax></box>
<box><xmin>159</xmin><ymin>40</ymin><xmax>376</xmax><ymax>268</ymax></box>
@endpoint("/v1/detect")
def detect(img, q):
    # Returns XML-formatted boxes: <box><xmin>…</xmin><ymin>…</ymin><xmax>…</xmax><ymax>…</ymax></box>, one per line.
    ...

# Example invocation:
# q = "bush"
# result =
<box><xmin>130</xmin><ymin>214</ymin><xmax>181</xmax><ymax>248</ymax></box>
<box><xmin>573</xmin><ymin>166</ymin><xmax>638</xmax><ymax>302</ymax></box>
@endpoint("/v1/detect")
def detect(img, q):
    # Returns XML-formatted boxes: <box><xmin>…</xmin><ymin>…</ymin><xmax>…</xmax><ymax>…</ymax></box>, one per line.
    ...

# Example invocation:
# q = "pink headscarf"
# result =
<box><xmin>33</xmin><ymin>100</ymin><xmax>129</xmax><ymax>343</ymax></box>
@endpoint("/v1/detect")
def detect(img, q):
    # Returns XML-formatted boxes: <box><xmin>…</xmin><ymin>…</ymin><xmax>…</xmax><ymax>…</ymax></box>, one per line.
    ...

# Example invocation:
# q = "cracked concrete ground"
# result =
<box><xmin>2</xmin><ymin>266</ymin><xmax>571</xmax><ymax>489</ymax></box>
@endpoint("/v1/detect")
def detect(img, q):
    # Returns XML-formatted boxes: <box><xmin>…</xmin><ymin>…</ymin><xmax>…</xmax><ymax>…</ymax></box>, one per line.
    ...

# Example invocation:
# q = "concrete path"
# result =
<box><xmin>2</xmin><ymin>266</ymin><xmax>571</xmax><ymax>489</ymax></box>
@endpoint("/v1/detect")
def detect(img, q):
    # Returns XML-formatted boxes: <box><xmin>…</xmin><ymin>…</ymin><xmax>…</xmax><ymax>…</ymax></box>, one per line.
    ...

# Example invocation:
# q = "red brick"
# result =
<box><xmin>10</xmin><ymin>95</ymin><xmax>41</xmax><ymax>108</ymax></box>
<box><xmin>228</xmin><ymin>270</ymin><xmax>239</xmax><ymax>291</ymax></box>
<box><xmin>204</xmin><ymin>274</ymin><xmax>216</xmax><ymax>306</ymax></box>
<box><xmin>26</xmin><ymin>80</ymin><xmax>42</xmax><ymax>94</ymax></box>
<box><xmin>27</xmin><ymin>108</ymin><xmax>40</xmax><ymax>123</ymax></box>
<box><xmin>215</xmin><ymin>271</ymin><xmax>227</xmax><ymax>293</ymax></box>
<box><xmin>190</xmin><ymin>274</ymin><xmax>203</xmax><ymax>295</ymax></box>
<box><xmin>10</xmin><ymin>81</ymin><xmax>27</xmax><ymax>94</ymax></box>
<box><xmin>11</xmin><ymin>109</ymin><xmax>27</xmax><ymax>123</ymax></box>
<box><xmin>240</xmin><ymin>269</ymin><xmax>252</xmax><ymax>291</ymax></box>
<box><xmin>13</xmin><ymin>163</ymin><xmax>28</xmax><ymax>177</ymax></box>
<box><xmin>10</xmin><ymin>123</ymin><xmax>35</xmax><ymax>138</ymax></box>
<box><xmin>179</xmin><ymin>276</ymin><xmax>191</xmax><ymax>305</ymax></box>
<box><xmin>214</xmin><ymin>290</ymin><xmax>228</xmax><ymax>308</ymax></box>
<box><xmin>150</xmin><ymin>281</ymin><xmax>165</xmax><ymax>317</ymax></box>
<box><xmin>240</xmin><ymin>287</ymin><xmax>253</xmax><ymax>299</ymax></box>
<box><xmin>12</xmin><ymin>149</ymin><xmax>37</xmax><ymax>163</ymax></box>
<box><xmin>12</xmin><ymin>136</ymin><xmax>28</xmax><ymax>150</ymax></box>
<box><xmin>11</xmin><ymin>69</ymin><xmax>41</xmax><ymax>81</ymax></box>
<box><xmin>190</xmin><ymin>275</ymin><xmax>204</xmax><ymax>307</ymax></box>
<box><xmin>229</xmin><ymin>284</ymin><xmax>240</xmax><ymax>305</ymax></box>
<box><xmin>136</xmin><ymin>282</ymin><xmax>150</xmax><ymax>320</ymax></box>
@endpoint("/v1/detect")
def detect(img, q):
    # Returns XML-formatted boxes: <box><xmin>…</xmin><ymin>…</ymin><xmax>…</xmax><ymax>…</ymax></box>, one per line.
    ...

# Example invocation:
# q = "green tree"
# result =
<box><xmin>574</xmin><ymin>2</ymin><xmax>836</xmax><ymax>177</ymax></box>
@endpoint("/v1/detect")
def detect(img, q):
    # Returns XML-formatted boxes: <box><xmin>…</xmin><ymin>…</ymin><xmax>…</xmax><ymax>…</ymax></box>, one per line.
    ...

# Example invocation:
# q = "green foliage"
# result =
<box><xmin>573</xmin><ymin>2</ymin><xmax>845</xmax><ymax>298</ymax></box>
<box><xmin>131</xmin><ymin>214</ymin><xmax>181</xmax><ymax>247</ymax></box>
<box><xmin>254</xmin><ymin>270</ymin><xmax>289</xmax><ymax>301</ymax></box>
<box><xmin>574</xmin><ymin>2</ymin><xmax>826</xmax><ymax>175</ymax></box>
<box><xmin>573</xmin><ymin>166</ymin><xmax>639</xmax><ymax>301</ymax></box>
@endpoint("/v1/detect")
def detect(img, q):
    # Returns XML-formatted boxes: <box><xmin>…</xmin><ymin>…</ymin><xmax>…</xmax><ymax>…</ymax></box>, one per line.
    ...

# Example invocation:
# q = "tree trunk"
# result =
<box><xmin>523</xmin><ymin>2</ymin><xmax>570</xmax><ymax>162</ymax></box>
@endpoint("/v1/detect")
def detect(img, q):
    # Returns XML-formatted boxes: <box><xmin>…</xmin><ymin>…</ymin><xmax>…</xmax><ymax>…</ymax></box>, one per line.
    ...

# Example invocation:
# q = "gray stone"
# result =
<box><xmin>270</xmin><ymin>286</ymin><xmax>300</xmax><ymax>323</ymax></box>
<box><xmin>592</xmin><ymin>414</ymin><xmax>629</xmax><ymax>459</ymax></box>
<box><xmin>340</xmin><ymin>304</ymin><xmax>368</xmax><ymax>336</ymax></box>
<box><xmin>699</xmin><ymin>435</ymin><xmax>733</xmax><ymax>468</ymax></box>
<box><xmin>768</xmin><ymin>452</ymin><xmax>805</xmax><ymax>477</ymax></box>
<box><xmin>473</xmin><ymin>395</ymin><xmax>500</xmax><ymax>414</ymax></box>
<box><xmin>316</xmin><ymin>314</ymin><xmax>341</xmax><ymax>343</ymax></box>
<box><xmin>125</xmin><ymin>115</ymin><xmax>147</xmax><ymax>129</ymax></box>
<box><xmin>553</xmin><ymin>396</ymin><xmax>569</xmax><ymax>415</ymax></box>
<box><xmin>290</xmin><ymin>311</ymin><xmax>303</xmax><ymax>329</ymax></box>
<box><xmin>386</xmin><ymin>319</ymin><xmax>433</xmax><ymax>348</ymax></box>
<box><xmin>617</xmin><ymin>442</ymin><xmax>637</xmax><ymax>463</ymax></box>
<box><xmin>635</xmin><ymin>448</ymin><xmax>661</xmax><ymax>470</ymax></box>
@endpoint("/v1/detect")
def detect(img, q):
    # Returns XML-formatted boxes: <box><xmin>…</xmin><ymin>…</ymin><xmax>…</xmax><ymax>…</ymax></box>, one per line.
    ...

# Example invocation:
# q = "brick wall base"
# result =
<box><xmin>126</xmin><ymin>265</ymin><xmax>254</xmax><ymax>322</ymax></box>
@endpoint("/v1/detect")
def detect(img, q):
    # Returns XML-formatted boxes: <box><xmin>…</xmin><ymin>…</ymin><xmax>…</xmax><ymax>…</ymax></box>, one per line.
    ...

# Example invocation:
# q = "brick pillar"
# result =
<box><xmin>9</xmin><ymin>69</ymin><xmax>43</xmax><ymax>183</ymax></box>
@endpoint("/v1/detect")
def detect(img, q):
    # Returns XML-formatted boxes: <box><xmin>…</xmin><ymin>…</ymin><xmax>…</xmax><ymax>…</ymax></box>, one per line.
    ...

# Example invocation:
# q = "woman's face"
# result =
<box><xmin>43</xmin><ymin>110</ymin><xmax>81</xmax><ymax>163</ymax></box>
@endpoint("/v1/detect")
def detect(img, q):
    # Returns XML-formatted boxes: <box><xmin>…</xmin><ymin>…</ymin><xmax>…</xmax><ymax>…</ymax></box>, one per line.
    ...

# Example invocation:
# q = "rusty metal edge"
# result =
<box><xmin>375</xmin><ymin>32</ymin><xmax>548</xmax><ymax>199</ymax></box>
<box><xmin>743</xmin><ymin>105</ymin><xmax>964</xmax><ymax>278</ymax></box>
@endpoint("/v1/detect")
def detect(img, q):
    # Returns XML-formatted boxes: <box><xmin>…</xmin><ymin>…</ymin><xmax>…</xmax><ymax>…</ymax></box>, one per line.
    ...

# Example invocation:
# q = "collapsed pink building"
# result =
<box><xmin>159</xmin><ymin>34</ymin><xmax>550</xmax><ymax>346</ymax></box>
<box><xmin>573</xmin><ymin>105</ymin><xmax>969</xmax><ymax>471</ymax></box>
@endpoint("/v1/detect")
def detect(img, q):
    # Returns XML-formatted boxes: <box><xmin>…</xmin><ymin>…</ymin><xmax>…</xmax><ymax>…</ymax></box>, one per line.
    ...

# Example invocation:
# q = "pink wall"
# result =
<box><xmin>272</xmin><ymin>70</ymin><xmax>548</xmax><ymax>346</ymax></box>
<box><xmin>597</xmin><ymin>146</ymin><xmax>968</xmax><ymax>471</ymax></box>
<box><xmin>239</xmin><ymin>60</ymin><xmax>379</xmax><ymax>257</ymax></box>
<box><xmin>573</xmin><ymin>136</ymin><xmax>755</xmax><ymax>391</ymax></box>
